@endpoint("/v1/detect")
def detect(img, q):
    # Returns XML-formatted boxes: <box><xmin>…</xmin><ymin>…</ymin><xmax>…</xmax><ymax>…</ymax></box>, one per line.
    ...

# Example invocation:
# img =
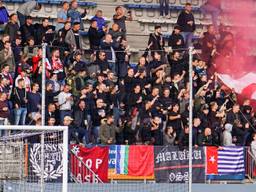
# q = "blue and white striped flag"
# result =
<box><xmin>218</xmin><ymin>146</ymin><xmax>245</xmax><ymax>174</ymax></box>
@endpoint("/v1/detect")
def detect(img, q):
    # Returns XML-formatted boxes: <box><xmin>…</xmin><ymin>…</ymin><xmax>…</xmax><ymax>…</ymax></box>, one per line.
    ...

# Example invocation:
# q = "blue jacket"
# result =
<box><xmin>91</xmin><ymin>16</ymin><xmax>106</xmax><ymax>31</ymax></box>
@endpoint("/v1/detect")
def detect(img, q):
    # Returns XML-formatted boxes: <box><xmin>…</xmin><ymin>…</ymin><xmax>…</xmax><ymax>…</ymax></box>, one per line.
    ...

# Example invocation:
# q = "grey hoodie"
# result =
<box><xmin>223</xmin><ymin>123</ymin><xmax>235</xmax><ymax>146</ymax></box>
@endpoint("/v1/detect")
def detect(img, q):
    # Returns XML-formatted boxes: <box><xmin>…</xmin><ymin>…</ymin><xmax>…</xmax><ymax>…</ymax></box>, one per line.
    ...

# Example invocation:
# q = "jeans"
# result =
<box><xmin>159</xmin><ymin>0</ymin><xmax>169</xmax><ymax>16</ymax></box>
<box><xmin>200</xmin><ymin>4</ymin><xmax>221</xmax><ymax>30</ymax></box>
<box><xmin>59</xmin><ymin>110</ymin><xmax>72</xmax><ymax>125</ymax></box>
<box><xmin>17</xmin><ymin>12</ymin><xmax>26</xmax><ymax>26</ymax></box>
<box><xmin>108</xmin><ymin>62</ymin><xmax>116</xmax><ymax>74</ymax></box>
<box><xmin>14</xmin><ymin>108</ymin><xmax>27</xmax><ymax>125</ymax></box>
<box><xmin>92</xmin><ymin>126</ymin><xmax>100</xmax><ymax>144</ymax></box>
<box><xmin>182</xmin><ymin>32</ymin><xmax>194</xmax><ymax>47</ymax></box>
<box><xmin>113</xmin><ymin>107</ymin><xmax>120</xmax><ymax>126</ymax></box>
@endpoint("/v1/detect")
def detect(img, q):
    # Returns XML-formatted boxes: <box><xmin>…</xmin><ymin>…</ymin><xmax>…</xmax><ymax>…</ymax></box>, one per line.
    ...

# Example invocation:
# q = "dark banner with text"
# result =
<box><xmin>154</xmin><ymin>146</ymin><xmax>205</xmax><ymax>183</ymax></box>
<box><xmin>28</xmin><ymin>144</ymin><xmax>63</xmax><ymax>182</ymax></box>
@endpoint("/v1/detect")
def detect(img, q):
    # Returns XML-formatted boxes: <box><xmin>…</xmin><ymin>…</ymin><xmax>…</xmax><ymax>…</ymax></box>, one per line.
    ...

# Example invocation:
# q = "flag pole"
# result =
<box><xmin>41</xmin><ymin>43</ymin><xmax>47</xmax><ymax>126</ymax></box>
<box><xmin>188</xmin><ymin>46</ymin><xmax>193</xmax><ymax>192</ymax></box>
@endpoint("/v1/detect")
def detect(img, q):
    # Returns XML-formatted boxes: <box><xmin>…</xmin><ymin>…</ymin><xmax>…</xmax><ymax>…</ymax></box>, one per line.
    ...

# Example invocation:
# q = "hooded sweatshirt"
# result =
<box><xmin>223</xmin><ymin>123</ymin><xmax>235</xmax><ymax>146</ymax></box>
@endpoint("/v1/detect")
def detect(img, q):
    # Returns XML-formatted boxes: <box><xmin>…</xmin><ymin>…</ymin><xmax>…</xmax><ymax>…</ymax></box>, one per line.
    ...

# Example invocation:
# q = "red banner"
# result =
<box><xmin>206</xmin><ymin>147</ymin><xmax>218</xmax><ymax>175</ymax></box>
<box><xmin>70</xmin><ymin>145</ymin><xmax>109</xmax><ymax>183</ymax></box>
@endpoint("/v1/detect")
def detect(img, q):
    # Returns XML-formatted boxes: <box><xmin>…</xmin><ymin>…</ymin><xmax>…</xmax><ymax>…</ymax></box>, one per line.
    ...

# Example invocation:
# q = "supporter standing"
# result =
<box><xmin>4</xmin><ymin>13</ymin><xmax>19</xmax><ymax>44</ymax></box>
<box><xmin>0</xmin><ymin>92</ymin><xmax>10</xmax><ymax>127</ymax></box>
<box><xmin>16</xmin><ymin>0</ymin><xmax>41</xmax><ymax>26</ymax></box>
<box><xmin>56</xmin><ymin>2</ymin><xmax>70</xmax><ymax>31</ymax></box>
<box><xmin>177</xmin><ymin>3</ymin><xmax>195</xmax><ymax>47</ymax></box>
<box><xmin>148</xmin><ymin>25</ymin><xmax>165</xmax><ymax>56</ymax></box>
<box><xmin>88</xmin><ymin>20</ymin><xmax>106</xmax><ymax>51</ymax></box>
<box><xmin>19</xmin><ymin>16</ymin><xmax>35</xmax><ymax>46</ymax></box>
<box><xmin>65</xmin><ymin>22</ymin><xmax>83</xmax><ymax>51</ymax></box>
<box><xmin>159</xmin><ymin>0</ymin><xmax>170</xmax><ymax>19</ymax></box>
<box><xmin>0</xmin><ymin>41</ymin><xmax>15</xmax><ymax>74</ymax></box>
<box><xmin>57</xmin><ymin>84</ymin><xmax>73</xmax><ymax>124</ymax></box>
<box><xmin>67</xmin><ymin>0</ymin><xmax>87</xmax><ymax>30</ymax></box>
<box><xmin>99</xmin><ymin>114</ymin><xmax>122</xmax><ymax>145</ymax></box>
<box><xmin>113</xmin><ymin>6</ymin><xmax>132</xmax><ymax>38</ymax></box>
<box><xmin>91</xmin><ymin>10</ymin><xmax>106</xmax><ymax>32</ymax></box>
<box><xmin>200</xmin><ymin>0</ymin><xmax>221</xmax><ymax>30</ymax></box>
<box><xmin>168</xmin><ymin>25</ymin><xmax>185</xmax><ymax>50</ymax></box>
<box><xmin>0</xmin><ymin>0</ymin><xmax>9</xmax><ymax>27</ymax></box>
<box><xmin>13</xmin><ymin>78</ymin><xmax>28</xmax><ymax>125</ymax></box>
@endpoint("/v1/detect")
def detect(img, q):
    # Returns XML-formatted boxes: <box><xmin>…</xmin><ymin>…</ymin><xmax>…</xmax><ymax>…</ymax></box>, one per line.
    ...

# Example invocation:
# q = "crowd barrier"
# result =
<box><xmin>69</xmin><ymin>145</ymin><xmax>256</xmax><ymax>183</ymax></box>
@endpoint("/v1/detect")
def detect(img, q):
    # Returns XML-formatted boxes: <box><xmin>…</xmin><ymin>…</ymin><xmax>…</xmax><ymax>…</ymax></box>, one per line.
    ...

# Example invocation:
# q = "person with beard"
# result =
<box><xmin>51</xmin><ymin>49</ymin><xmax>65</xmax><ymax>80</ymax></box>
<box><xmin>177</xmin><ymin>3</ymin><xmax>195</xmax><ymax>47</ymax></box>
<box><xmin>91</xmin><ymin>98</ymin><xmax>107</xmax><ymax>143</ymax></box>
<box><xmin>65</xmin><ymin>22</ymin><xmax>83</xmax><ymax>52</ymax></box>
<box><xmin>168</xmin><ymin>26</ymin><xmax>185</xmax><ymax>50</ymax></box>
<box><xmin>147</xmin><ymin>25</ymin><xmax>165</xmax><ymax>57</ymax></box>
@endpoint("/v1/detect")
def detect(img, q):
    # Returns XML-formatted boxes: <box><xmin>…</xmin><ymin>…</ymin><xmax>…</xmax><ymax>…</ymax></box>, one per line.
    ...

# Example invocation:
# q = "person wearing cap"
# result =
<box><xmin>177</xmin><ymin>3</ymin><xmax>195</xmax><ymax>47</ymax></box>
<box><xmin>63</xmin><ymin>115</ymin><xmax>80</xmax><ymax>144</ymax></box>
<box><xmin>65</xmin><ymin>22</ymin><xmax>83</xmax><ymax>51</ymax></box>
<box><xmin>168</xmin><ymin>25</ymin><xmax>185</xmax><ymax>50</ymax></box>
<box><xmin>17</xmin><ymin>0</ymin><xmax>41</xmax><ymax>26</ymax></box>
<box><xmin>99</xmin><ymin>114</ymin><xmax>122</xmax><ymax>145</ymax></box>
<box><xmin>19</xmin><ymin>16</ymin><xmax>35</xmax><ymax>46</ymax></box>
<box><xmin>147</xmin><ymin>25</ymin><xmax>165</xmax><ymax>56</ymax></box>
<box><xmin>67</xmin><ymin>0</ymin><xmax>87</xmax><ymax>30</ymax></box>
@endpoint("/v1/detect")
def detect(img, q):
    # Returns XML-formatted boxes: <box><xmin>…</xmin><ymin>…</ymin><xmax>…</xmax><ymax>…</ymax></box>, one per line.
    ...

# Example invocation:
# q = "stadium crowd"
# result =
<box><xmin>0</xmin><ymin>0</ymin><xmax>255</xmax><ymax>148</ymax></box>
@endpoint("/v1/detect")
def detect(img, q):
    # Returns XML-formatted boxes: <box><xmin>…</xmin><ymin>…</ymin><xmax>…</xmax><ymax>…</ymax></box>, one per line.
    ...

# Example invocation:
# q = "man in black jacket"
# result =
<box><xmin>168</xmin><ymin>25</ymin><xmax>185</xmax><ymax>50</ymax></box>
<box><xmin>73</xmin><ymin>100</ymin><xmax>91</xmax><ymax>144</ymax></box>
<box><xmin>148</xmin><ymin>25</ymin><xmax>164</xmax><ymax>56</ymax></box>
<box><xmin>19</xmin><ymin>16</ymin><xmax>35</xmax><ymax>45</ymax></box>
<box><xmin>177</xmin><ymin>3</ymin><xmax>195</xmax><ymax>47</ymax></box>
<box><xmin>13</xmin><ymin>78</ymin><xmax>28</xmax><ymax>125</ymax></box>
<box><xmin>88</xmin><ymin>20</ymin><xmax>106</xmax><ymax>51</ymax></box>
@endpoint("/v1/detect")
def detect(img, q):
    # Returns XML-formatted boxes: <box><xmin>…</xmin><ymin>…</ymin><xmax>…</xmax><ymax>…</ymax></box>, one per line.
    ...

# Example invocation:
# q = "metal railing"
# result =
<box><xmin>245</xmin><ymin>147</ymin><xmax>256</xmax><ymax>183</ymax></box>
